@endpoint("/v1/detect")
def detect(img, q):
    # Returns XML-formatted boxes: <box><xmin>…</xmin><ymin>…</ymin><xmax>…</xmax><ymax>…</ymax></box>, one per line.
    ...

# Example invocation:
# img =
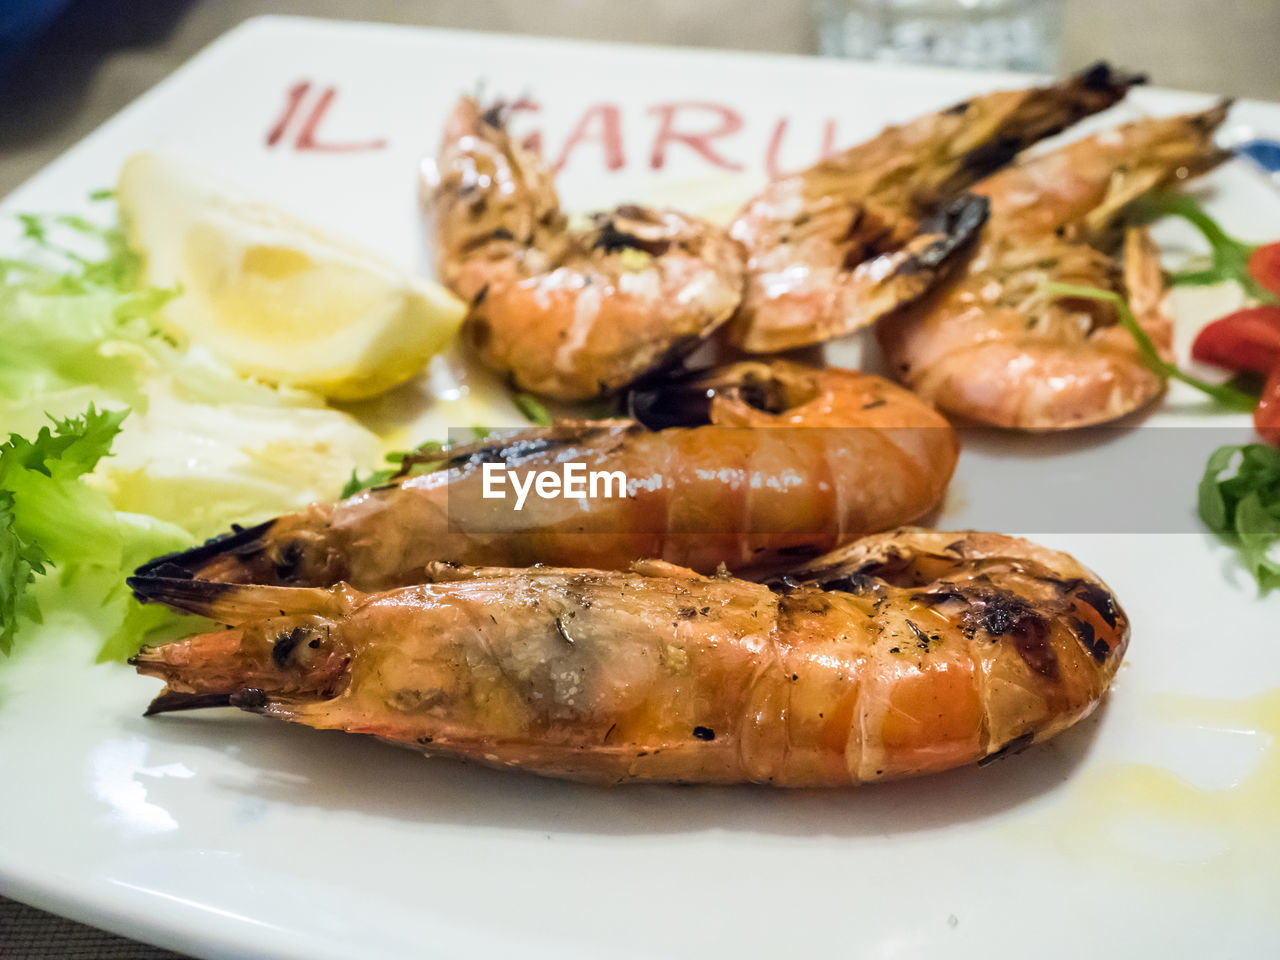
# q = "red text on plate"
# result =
<box><xmin>518</xmin><ymin>100</ymin><xmax>843</xmax><ymax>177</ymax></box>
<box><xmin>764</xmin><ymin>117</ymin><xmax>840</xmax><ymax>179</ymax></box>
<box><xmin>648</xmin><ymin>102</ymin><xmax>745</xmax><ymax>172</ymax></box>
<box><xmin>266</xmin><ymin>81</ymin><xmax>388</xmax><ymax>152</ymax></box>
<box><xmin>553</xmin><ymin>104</ymin><xmax>626</xmax><ymax>172</ymax></box>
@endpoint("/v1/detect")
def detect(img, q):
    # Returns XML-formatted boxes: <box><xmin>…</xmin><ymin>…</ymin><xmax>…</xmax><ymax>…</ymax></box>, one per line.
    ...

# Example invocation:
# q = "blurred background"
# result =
<box><xmin>2</xmin><ymin>0</ymin><xmax>1280</xmax><ymax>197</ymax></box>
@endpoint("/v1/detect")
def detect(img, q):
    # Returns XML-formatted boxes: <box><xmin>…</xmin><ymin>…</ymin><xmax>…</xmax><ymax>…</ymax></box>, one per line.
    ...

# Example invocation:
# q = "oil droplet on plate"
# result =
<box><xmin>1012</xmin><ymin>689</ymin><xmax>1280</xmax><ymax>883</ymax></box>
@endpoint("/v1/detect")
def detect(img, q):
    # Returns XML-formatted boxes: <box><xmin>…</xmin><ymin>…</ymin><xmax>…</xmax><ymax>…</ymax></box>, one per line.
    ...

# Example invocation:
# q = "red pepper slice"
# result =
<box><xmin>1192</xmin><ymin>306</ymin><xmax>1280</xmax><ymax>375</ymax></box>
<box><xmin>1248</xmin><ymin>241</ymin><xmax>1280</xmax><ymax>299</ymax></box>
<box><xmin>1254</xmin><ymin>364</ymin><xmax>1280</xmax><ymax>445</ymax></box>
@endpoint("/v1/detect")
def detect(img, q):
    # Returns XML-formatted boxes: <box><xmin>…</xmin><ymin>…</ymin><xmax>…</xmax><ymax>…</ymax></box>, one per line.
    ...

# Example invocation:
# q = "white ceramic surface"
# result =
<box><xmin>2</xmin><ymin>17</ymin><xmax>1279</xmax><ymax>959</ymax></box>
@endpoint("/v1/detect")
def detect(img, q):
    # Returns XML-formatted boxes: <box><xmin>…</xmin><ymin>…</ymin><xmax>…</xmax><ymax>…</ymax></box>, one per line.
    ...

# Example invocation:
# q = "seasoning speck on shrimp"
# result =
<box><xmin>136</xmin><ymin>360</ymin><xmax>958</xmax><ymax>588</ymax></box>
<box><xmin>424</xmin><ymin>97</ymin><xmax>745</xmax><ymax>400</ymax></box>
<box><xmin>130</xmin><ymin>529</ymin><xmax>1128</xmax><ymax>786</ymax></box>
<box><xmin>729</xmin><ymin>63</ymin><xmax>1143</xmax><ymax>353</ymax></box>
<box><xmin>877</xmin><ymin>103</ymin><xmax>1232</xmax><ymax>430</ymax></box>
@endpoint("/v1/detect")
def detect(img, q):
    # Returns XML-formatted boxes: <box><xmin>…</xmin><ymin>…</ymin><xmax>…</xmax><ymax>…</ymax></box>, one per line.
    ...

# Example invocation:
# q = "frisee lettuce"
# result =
<box><xmin>0</xmin><ymin>210</ymin><xmax>175</xmax><ymax>433</ymax></box>
<box><xmin>0</xmin><ymin>492</ymin><xmax>47</xmax><ymax>655</ymax></box>
<box><xmin>0</xmin><ymin>406</ymin><xmax>197</xmax><ymax>658</ymax></box>
<box><xmin>0</xmin><ymin>210</ymin><xmax>190</xmax><ymax>658</ymax></box>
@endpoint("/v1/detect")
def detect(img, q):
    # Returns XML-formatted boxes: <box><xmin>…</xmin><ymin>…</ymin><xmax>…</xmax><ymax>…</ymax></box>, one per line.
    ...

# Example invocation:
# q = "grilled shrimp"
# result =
<box><xmin>728</xmin><ymin>63</ymin><xmax>1142</xmax><ymax>353</ymax></box>
<box><xmin>424</xmin><ymin>97</ymin><xmax>745</xmax><ymax>399</ymax></box>
<box><xmin>136</xmin><ymin>361</ymin><xmax>958</xmax><ymax>588</ymax></box>
<box><xmin>877</xmin><ymin>104</ymin><xmax>1232</xmax><ymax>430</ymax></box>
<box><xmin>130</xmin><ymin>529</ymin><xmax>1128</xmax><ymax>786</ymax></box>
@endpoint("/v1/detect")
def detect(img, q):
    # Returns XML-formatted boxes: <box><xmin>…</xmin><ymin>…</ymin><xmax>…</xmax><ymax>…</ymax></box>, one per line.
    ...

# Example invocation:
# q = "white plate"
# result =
<box><xmin>3</xmin><ymin>16</ymin><xmax>1280</xmax><ymax>960</ymax></box>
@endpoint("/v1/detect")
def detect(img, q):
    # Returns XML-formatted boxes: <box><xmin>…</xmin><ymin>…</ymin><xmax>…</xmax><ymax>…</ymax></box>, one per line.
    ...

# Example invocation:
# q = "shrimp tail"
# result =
<box><xmin>127</xmin><ymin>576</ymin><xmax>348</xmax><ymax>624</ymax></box>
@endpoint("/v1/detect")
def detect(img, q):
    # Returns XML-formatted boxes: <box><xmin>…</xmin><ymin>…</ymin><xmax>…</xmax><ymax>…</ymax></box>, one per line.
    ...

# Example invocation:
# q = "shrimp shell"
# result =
<box><xmin>728</xmin><ymin>63</ymin><xmax>1143</xmax><ymax>353</ymax></box>
<box><xmin>877</xmin><ymin>104</ymin><xmax>1232</xmax><ymax>430</ymax></box>
<box><xmin>130</xmin><ymin>529</ymin><xmax>1128</xmax><ymax>786</ymax></box>
<box><xmin>136</xmin><ymin>361</ymin><xmax>958</xmax><ymax>587</ymax></box>
<box><xmin>426</xmin><ymin>98</ymin><xmax>745</xmax><ymax>399</ymax></box>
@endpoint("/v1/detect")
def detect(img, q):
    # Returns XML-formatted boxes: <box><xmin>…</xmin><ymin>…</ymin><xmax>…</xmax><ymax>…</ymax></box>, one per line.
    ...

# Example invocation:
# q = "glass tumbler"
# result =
<box><xmin>814</xmin><ymin>0</ymin><xmax>1064</xmax><ymax>73</ymax></box>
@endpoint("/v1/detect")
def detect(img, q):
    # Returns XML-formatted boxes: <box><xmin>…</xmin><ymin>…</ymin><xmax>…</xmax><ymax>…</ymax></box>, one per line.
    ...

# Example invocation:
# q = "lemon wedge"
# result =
<box><xmin>117</xmin><ymin>150</ymin><xmax>465</xmax><ymax>400</ymax></box>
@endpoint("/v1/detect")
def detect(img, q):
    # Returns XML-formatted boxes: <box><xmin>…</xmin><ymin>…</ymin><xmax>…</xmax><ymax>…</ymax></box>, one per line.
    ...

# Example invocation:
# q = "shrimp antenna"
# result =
<box><xmin>127</xmin><ymin>576</ymin><xmax>346</xmax><ymax>625</ymax></box>
<box><xmin>141</xmin><ymin>691</ymin><xmax>234</xmax><ymax>717</ymax></box>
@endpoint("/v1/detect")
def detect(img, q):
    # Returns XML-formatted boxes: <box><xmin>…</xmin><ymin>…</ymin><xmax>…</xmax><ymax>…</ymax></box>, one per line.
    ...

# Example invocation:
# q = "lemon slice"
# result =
<box><xmin>117</xmin><ymin>150</ymin><xmax>465</xmax><ymax>400</ymax></box>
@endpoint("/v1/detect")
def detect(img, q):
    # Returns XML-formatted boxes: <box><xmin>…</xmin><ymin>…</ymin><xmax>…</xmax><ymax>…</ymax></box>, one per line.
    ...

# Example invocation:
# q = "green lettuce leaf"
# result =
<box><xmin>1198</xmin><ymin>444</ymin><xmax>1280</xmax><ymax>590</ymax></box>
<box><xmin>0</xmin><ymin>406</ymin><xmax>198</xmax><ymax>659</ymax></box>
<box><xmin>0</xmin><ymin>213</ymin><xmax>174</xmax><ymax>430</ymax></box>
<box><xmin>0</xmin><ymin>491</ymin><xmax>49</xmax><ymax>655</ymax></box>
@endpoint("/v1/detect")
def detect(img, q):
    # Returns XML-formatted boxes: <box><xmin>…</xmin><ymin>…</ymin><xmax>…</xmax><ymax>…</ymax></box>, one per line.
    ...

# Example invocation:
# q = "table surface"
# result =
<box><xmin>2</xmin><ymin>1</ymin><xmax>1278</xmax><ymax>957</ymax></box>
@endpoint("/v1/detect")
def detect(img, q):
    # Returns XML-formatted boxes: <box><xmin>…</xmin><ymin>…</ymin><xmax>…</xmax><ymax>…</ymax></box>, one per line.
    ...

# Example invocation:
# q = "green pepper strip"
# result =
<box><xmin>1045</xmin><ymin>282</ymin><xmax>1259</xmax><ymax>411</ymax></box>
<box><xmin>1143</xmin><ymin>193</ymin><xmax>1278</xmax><ymax>305</ymax></box>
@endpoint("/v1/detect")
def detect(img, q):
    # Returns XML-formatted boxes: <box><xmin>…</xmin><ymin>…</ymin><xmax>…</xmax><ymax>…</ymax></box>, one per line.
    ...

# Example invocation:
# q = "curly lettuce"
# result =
<box><xmin>0</xmin><ymin>407</ymin><xmax>196</xmax><ymax>658</ymax></box>
<box><xmin>0</xmin><ymin>492</ymin><xmax>46</xmax><ymax>655</ymax></box>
